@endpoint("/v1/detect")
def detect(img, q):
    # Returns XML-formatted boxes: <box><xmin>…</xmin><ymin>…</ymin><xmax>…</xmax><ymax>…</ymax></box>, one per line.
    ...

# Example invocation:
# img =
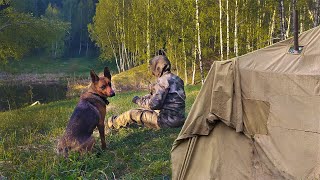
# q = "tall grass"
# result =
<box><xmin>0</xmin><ymin>85</ymin><xmax>200</xmax><ymax>179</ymax></box>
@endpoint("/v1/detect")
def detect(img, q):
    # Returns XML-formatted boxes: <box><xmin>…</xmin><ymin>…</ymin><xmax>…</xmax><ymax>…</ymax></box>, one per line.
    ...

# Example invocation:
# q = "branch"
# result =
<box><xmin>0</xmin><ymin>21</ymin><xmax>31</xmax><ymax>32</ymax></box>
<box><xmin>0</xmin><ymin>19</ymin><xmax>10</xmax><ymax>31</ymax></box>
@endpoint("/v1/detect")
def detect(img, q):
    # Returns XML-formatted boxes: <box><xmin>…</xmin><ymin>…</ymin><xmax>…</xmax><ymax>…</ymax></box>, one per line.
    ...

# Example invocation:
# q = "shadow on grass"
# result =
<box><xmin>85</xmin><ymin>127</ymin><xmax>180</xmax><ymax>179</ymax></box>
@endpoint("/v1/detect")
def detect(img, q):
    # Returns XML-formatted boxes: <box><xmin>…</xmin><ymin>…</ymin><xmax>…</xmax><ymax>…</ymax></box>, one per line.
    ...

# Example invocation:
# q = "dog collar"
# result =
<box><xmin>90</xmin><ymin>92</ymin><xmax>110</xmax><ymax>105</ymax></box>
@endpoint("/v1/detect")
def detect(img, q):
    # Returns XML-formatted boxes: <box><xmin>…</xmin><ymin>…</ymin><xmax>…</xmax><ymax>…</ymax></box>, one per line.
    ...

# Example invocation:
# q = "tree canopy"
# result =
<box><xmin>0</xmin><ymin>0</ymin><xmax>99</xmax><ymax>63</ymax></box>
<box><xmin>0</xmin><ymin>0</ymin><xmax>69</xmax><ymax>63</ymax></box>
<box><xmin>1</xmin><ymin>0</ymin><xmax>320</xmax><ymax>79</ymax></box>
<box><xmin>89</xmin><ymin>0</ymin><xmax>320</xmax><ymax>83</ymax></box>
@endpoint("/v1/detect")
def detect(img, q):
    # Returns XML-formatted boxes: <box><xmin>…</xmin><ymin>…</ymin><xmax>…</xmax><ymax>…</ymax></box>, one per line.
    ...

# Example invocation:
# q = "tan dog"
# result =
<box><xmin>57</xmin><ymin>67</ymin><xmax>115</xmax><ymax>157</ymax></box>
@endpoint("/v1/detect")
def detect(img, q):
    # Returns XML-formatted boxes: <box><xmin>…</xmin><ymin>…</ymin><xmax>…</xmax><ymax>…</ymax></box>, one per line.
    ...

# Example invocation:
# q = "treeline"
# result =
<box><xmin>0</xmin><ymin>0</ymin><xmax>98</xmax><ymax>63</ymax></box>
<box><xmin>89</xmin><ymin>0</ymin><xmax>320</xmax><ymax>84</ymax></box>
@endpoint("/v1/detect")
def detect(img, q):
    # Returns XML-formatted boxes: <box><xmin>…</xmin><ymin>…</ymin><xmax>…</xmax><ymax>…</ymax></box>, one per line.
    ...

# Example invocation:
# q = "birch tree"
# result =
<box><xmin>146</xmin><ymin>0</ymin><xmax>150</xmax><ymax>60</ymax></box>
<box><xmin>195</xmin><ymin>0</ymin><xmax>204</xmax><ymax>84</ymax></box>
<box><xmin>226</xmin><ymin>0</ymin><xmax>230</xmax><ymax>59</ymax></box>
<box><xmin>0</xmin><ymin>1</ymin><xmax>69</xmax><ymax>63</ymax></box>
<box><xmin>88</xmin><ymin>0</ymin><xmax>320</xmax><ymax>83</ymax></box>
<box><xmin>316</xmin><ymin>0</ymin><xmax>320</xmax><ymax>26</ymax></box>
<box><xmin>279</xmin><ymin>0</ymin><xmax>286</xmax><ymax>40</ymax></box>
<box><xmin>219</xmin><ymin>0</ymin><xmax>223</xmax><ymax>60</ymax></box>
<box><xmin>234</xmin><ymin>0</ymin><xmax>239</xmax><ymax>57</ymax></box>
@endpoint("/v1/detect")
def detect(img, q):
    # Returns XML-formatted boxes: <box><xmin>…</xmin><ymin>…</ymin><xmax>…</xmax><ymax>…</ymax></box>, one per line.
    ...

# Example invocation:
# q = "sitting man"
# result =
<box><xmin>108</xmin><ymin>55</ymin><xmax>186</xmax><ymax>129</ymax></box>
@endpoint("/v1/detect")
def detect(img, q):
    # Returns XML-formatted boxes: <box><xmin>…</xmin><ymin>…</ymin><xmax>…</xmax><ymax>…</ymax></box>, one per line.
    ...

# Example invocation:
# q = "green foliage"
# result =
<box><xmin>89</xmin><ymin>0</ymin><xmax>198</xmax><ymax>71</ymax></box>
<box><xmin>44</xmin><ymin>3</ymin><xmax>61</xmax><ymax>20</ymax></box>
<box><xmin>0</xmin><ymin>4</ymin><xmax>69</xmax><ymax>63</ymax></box>
<box><xmin>0</xmin><ymin>0</ymin><xmax>99</xmax><ymax>62</ymax></box>
<box><xmin>61</xmin><ymin>0</ymin><xmax>97</xmax><ymax>56</ymax></box>
<box><xmin>0</xmin><ymin>85</ymin><xmax>201</xmax><ymax>179</ymax></box>
<box><xmin>0</xmin><ymin>56</ymin><xmax>116</xmax><ymax>75</ymax></box>
<box><xmin>89</xmin><ymin>0</ymin><xmax>320</xmax><ymax>78</ymax></box>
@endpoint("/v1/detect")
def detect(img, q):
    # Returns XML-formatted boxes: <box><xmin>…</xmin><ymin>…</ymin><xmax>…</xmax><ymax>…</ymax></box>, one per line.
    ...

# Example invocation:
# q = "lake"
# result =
<box><xmin>0</xmin><ymin>82</ymin><xmax>68</xmax><ymax>111</ymax></box>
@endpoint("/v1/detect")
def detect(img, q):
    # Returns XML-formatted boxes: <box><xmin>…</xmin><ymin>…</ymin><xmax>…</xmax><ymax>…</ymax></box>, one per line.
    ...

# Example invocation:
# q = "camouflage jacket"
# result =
<box><xmin>136</xmin><ymin>72</ymin><xmax>186</xmax><ymax>128</ymax></box>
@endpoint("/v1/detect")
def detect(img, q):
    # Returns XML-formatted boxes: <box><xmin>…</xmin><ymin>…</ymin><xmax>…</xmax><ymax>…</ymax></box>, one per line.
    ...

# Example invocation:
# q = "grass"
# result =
<box><xmin>112</xmin><ymin>64</ymin><xmax>155</xmax><ymax>92</ymax></box>
<box><xmin>0</xmin><ymin>85</ymin><xmax>201</xmax><ymax>179</ymax></box>
<box><xmin>0</xmin><ymin>56</ymin><xmax>117</xmax><ymax>76</ymax></box>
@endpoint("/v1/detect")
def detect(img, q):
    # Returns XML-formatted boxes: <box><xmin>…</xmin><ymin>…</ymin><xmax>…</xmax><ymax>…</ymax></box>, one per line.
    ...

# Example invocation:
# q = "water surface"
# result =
<box><xmin>0</xmin><ymin>82</ymin><xmax>67</xmax><ymax>111</ymax></box>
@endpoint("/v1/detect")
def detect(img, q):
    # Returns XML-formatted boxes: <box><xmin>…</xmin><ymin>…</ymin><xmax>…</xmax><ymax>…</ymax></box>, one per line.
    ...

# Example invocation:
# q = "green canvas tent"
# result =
<box><xmin>171</xmin><ymin>26</ymin><xmax>320</xmax><ymax>180</ymax></box>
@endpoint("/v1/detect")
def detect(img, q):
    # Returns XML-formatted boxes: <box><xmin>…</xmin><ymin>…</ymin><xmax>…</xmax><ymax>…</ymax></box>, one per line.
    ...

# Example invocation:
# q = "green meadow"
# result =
<box><xmin>0</xmin><ymin>85</ymin><xmax>201</xmax><ymax>179</ymax></box>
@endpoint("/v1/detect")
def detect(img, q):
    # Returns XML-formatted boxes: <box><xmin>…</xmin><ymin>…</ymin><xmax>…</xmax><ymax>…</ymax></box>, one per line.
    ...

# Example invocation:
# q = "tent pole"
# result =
<box><xmin>293</xmin><ymin>9</ymin><xmax>299</xmax><ymax>53</ymax></box>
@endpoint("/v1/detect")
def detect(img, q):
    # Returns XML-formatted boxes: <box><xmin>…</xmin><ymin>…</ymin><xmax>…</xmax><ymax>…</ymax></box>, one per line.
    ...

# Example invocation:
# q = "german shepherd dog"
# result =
<box><xmin>57</xmin><ymin>67</ymin><xmax>115</xmax><ymax>157</ymax></box>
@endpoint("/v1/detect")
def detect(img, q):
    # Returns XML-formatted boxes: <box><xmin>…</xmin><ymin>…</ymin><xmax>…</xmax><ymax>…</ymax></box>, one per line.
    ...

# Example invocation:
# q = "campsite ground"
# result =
<box><xmin>0</xmin><ymin>59</ymin><xmax>201</xmax><ymax>179</ymax></box>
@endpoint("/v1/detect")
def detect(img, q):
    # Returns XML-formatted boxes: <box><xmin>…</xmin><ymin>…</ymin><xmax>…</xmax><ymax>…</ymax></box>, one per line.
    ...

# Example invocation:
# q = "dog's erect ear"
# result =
<box><xmin>90</xmin><ymin>69</ymin><xmax>99</xmax><ymax>83</ymax></box>
<box><xmin>104</xmin><ymin>67</ymin><xmax>111</xmax><ymax>79</ymax></box>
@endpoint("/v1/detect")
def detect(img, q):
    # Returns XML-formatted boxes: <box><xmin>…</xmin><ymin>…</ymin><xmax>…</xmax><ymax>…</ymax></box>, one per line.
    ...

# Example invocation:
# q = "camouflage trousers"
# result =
<box><xmin>110</xmin><ymin>108</ymin><xmax>160</xmax><ymax>130</ymax></box>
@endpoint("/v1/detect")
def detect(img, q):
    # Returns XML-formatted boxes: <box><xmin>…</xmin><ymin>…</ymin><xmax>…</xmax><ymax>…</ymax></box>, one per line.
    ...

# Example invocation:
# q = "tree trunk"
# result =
<box><xmin>79</xmin><ymin>7</ymin><xmax>83</xmax><ymax>55</ymax></box>
<box><xmin>86</xmin><ymin>39</ymin><xmax>89</xmax><ymax>57</ymax></box>
<box><xmin>174</xmin><ymin>46</ymin><xmax>179</xmax><ymax>76</ymax></box>
<box><xmin>300</xmin><ymin>7</ymin><xmax>305</xmax><ymax>33</ymax></box>
<box><xmin>226</xmin><ymin>0</ymin><xmax>229</xmax><ymax>60</ymax></box>
<box><xmin>107</xmin><ymin>31</ymin><xmax>120</xmax><ymax>73</ymax></box>
<box><xmin>51</xmin><ymin>42</ymin><xmax>54</xmax><ymax>58</ymax></box>
<box><xmin>192</xmin><ymin>44</ymin><xmax>197</xmax><ymax>85</ymax></box>
<box><xmin>146</xmin><ymin>0</ymin><xmax>151</xmax><ymax>60</ymax></box>
<box><xmin>78</xmin><ymin>39</ymin><xmax>82</xmax><ymax>55</ymax></box>
<box><xmin>118</xmin><ymin>44</ymin><xmax>124</xmax><ymax>72</ymax></box>
<box><xmin>135</xmin><ymin>25</ymin><xmax>138</xmax><ymax>66</ymax></box>
<box><xmin>269</xmin><ymin>9</ymin><xmax>276</xmax><ymax>45</ymax></box>
<box><xmin>279</xmin><ymin>0</ymin><xmax>286</xmax><ymax>40</ymax></box>
<box><xmin>154</xmin><ymin>26</ymin><xmax>157</xmax><ymax>57</ymax></box>
<box><xmin>68</xmin><ymin>4</ymin><xmax>72</xmax><ymax>51</ymax></box>
<box><xmin>286</xmin><ymin>2</ymin><xmax>292</xmax><ymax>39</ymax></box>
<box><xmin>213</xmin><ymin>24</ymin><xmax>217</xmax><ymax>52</ymax></box>
<box><xmin>247</xmin><ymin>29</ymin><xmax>250</xmax><ymax>51</ymax></box>
<box><xmin>182</xmin><ymin>27</ymin><xmax>188</xmax><ymax>85</ymax></box>
<box><xmin>219</xmin><ymin>0</ymin><xmax>223</xmax><ymax>60</ymax></box>
<box><xmin>234</xmin><ymin>0</ymin><xmax>238</xmax><ymax>57</ymax></box>
<box><xmin>257</xmin><ymin>0</ymin><xmax>260</xmax><ymax>49</ymax></box>
<box><xmin>195</xmin><ymin>0</ymin><xmax>204</xmax><ymax>84</ymax></box>
<box><xmin>55</xmin><ymin>41</ymin><xmax>58</xmax><ymax>58</ymax></box>
<box><xmin>121</xmin><ymin>0</ymin><xmax>128</xmax><ymax>70</ymax></box>
<box><xmin>246</xmin><ymin>14</ymin><xmax>251</xmax><ymax>51</ymax></box>
<box><xmin>124</xmin><ymin>44</ymin><xmax>130</xmax><ymax>69</ymax></box>
<box><xmin>316</xmin><ymin>0</ymin><xmax>320</xmax><ymax>26</ymax></box>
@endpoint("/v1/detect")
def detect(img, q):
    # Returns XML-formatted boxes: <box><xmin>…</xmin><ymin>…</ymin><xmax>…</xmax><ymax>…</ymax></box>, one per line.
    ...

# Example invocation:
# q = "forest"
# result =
<box><xmin>1</xmin><ymin>0</ymin><xmax>320</xmax><ymax>82</ymax></box>
<box><xmin>0</xmin><ymin>0</ymin><xmax>97</xmax><ymax>62</ymax></box>
<box><xmin>1</xmin><ymin>1</ymin><xmax>320</xmax><ymax>178</ymax></box>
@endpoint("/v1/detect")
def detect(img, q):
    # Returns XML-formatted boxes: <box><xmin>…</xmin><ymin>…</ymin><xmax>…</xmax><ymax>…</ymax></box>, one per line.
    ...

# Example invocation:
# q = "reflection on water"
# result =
<box><xmin>0</xmin><ymin>82</ymin><xmax>67</xmax><ymax>111</ymax></box>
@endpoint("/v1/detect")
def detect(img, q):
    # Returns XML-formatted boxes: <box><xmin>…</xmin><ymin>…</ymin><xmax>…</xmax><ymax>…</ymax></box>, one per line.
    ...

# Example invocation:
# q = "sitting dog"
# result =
<box><xmin>57</xmin><ymin>67</ymin><xmax>115</xmax><ymax>157</ymax></box>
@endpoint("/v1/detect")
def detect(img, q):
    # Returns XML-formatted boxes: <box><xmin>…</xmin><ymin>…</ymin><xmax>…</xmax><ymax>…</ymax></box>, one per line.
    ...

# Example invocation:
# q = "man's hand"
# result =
<box><xmin>132</xmin><ymin>96</ymin><xmax>140</xmax><ymax>104</ymax></box>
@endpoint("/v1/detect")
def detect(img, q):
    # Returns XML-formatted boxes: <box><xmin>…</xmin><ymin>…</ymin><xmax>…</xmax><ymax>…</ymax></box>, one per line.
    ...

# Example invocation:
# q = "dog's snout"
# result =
<box><xmin>110</xmin><ymin>91</ymin><xmax>115</xmax><ymax>97</ymax></box>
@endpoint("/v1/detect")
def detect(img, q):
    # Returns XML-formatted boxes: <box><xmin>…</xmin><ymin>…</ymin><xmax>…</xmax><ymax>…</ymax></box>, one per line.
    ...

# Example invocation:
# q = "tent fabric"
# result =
<box><xmin>172</xmin><ymin>59</ymin><xmax>243</xmax><ymax>143</ymax></box>
<box><xmin>171</xmin><ymin>26</ymin><xmax>320</xmax><ymax>180</ymax></box>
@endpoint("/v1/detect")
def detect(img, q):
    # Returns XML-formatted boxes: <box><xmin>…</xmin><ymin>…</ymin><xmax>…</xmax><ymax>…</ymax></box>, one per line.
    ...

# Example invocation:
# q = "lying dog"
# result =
<box><xmin>57</xmin><ymin>67</ymin><xmax>115</xmax><ymax>157</ymax></box>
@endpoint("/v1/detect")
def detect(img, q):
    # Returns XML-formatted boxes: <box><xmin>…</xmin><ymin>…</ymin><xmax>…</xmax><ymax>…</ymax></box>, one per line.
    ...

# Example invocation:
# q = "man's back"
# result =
<box><xmin>157</xmin><ymin>72</ymin><xmax>186</xmax><ymax>128</ymax></box>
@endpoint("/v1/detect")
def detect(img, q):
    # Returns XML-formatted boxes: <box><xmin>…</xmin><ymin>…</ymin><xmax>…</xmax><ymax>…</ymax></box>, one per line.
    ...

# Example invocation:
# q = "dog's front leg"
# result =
<box><xmin>98</xmin><ymin>119</ymin><xmax>107</xmax><ymax>150</ymax></box>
